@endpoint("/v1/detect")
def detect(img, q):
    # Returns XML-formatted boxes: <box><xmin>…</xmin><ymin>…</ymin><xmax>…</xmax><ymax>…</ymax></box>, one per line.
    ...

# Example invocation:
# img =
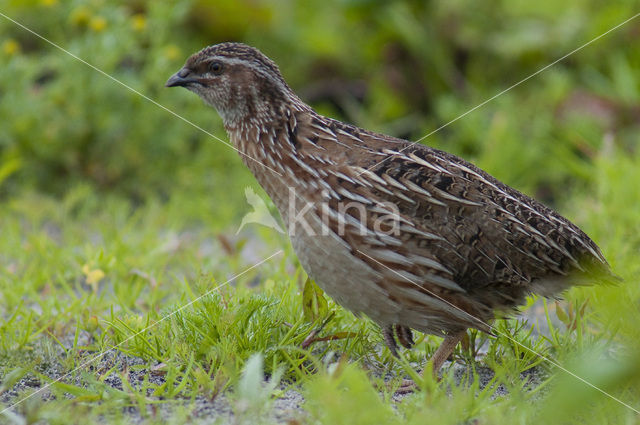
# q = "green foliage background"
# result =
<box><xmin>1</xmin><ymin>0</ymin><xmax>640</xmax><ymax>424</ymax></box>
<box><xmin>2</xmin><ymin>0</ymin><xmax>639</xmax><ymax>203</ymax></box>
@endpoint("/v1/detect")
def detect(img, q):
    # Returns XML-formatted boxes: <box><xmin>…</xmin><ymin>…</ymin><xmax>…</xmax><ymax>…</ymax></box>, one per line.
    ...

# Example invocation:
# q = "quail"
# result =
<box><xmin>166</xmin><ymin>43</ymin><xmax>616</xmax><ymax>375</ymax></box>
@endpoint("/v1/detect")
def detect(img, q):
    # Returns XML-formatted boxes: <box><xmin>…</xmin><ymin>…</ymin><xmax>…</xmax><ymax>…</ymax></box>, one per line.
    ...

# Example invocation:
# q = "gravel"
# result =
<box><xmin>2</xmin><ymin>300</ymin><xmax>558</xmax><ymax>423</ymax></box>
<box><xmin>1</xmin><ymin>349</ymin><xmax>546</xmax><ymax>424</ymax></box>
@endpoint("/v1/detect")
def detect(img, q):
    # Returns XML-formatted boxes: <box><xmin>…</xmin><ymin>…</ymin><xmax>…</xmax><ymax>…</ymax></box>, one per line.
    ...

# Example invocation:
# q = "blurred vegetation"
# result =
<box><xmin>1</xmin><ymin>0</ymin><xmax>640</xmax><ymax>424</ymax></box>
<box><xmin>1</xmin><ymin>0</ymin><xmax>639</xmax><ymax>206</ymax></box>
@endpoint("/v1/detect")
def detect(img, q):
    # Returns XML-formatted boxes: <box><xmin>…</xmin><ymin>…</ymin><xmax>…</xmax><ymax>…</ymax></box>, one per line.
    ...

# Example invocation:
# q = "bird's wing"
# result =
<box><xmin>295</xmin><ymin>116</ymin><xmax>610</xmax><ymax>308</ymax></box>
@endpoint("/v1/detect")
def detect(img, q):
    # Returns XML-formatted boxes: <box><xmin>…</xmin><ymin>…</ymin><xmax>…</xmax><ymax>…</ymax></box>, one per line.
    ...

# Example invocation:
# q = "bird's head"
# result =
<box><xmin>166</xmin><ymin>42</ymin><xmax>298</xmax><ymax>127</ymax></box>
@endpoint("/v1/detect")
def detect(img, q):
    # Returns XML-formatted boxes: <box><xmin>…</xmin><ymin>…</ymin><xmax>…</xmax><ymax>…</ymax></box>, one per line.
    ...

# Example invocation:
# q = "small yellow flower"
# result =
<box><xmin>40</xmin><ymin>0</ymin><xmax>58</xmax><ymax>6</ymax></box>
<box><xmin>131</xmin><ymin>13</ymin><xmax>147</xmax><ymax>32</ymax></box>
<box><xmin>164</xmin><ymin>44</ymin><xmax>181</xmax><ymax>61</ymax></box>
<box><xmin>2</xmin><ymin>39</ymin><xmax>20</xmax><ymax>56</ymax></box>
<box><xmin>89</xmin><ymin>16</ymin><xmax>107</xmax><ymax>32</ymax></box>
<box><xmin>82</xmin><ymin>264</ymin><xmax>105</xmax><ymax>292</ymax></box>
<box><xmin>70</xmin><ymin>6</ymin><xmax>91</xmax><ymax>27</ymax></box>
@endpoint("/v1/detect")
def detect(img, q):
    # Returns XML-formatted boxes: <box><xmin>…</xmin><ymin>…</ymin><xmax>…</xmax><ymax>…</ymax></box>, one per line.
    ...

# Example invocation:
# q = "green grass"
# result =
<box><xmin>1</xmin><ymin>152</ymin><xmax>639</xmax><ymax>424</ymax></box>
<box><xmin>2</xmin><ymin>0</ymin><xmax>640</xmax><ymax>423</ymax></box>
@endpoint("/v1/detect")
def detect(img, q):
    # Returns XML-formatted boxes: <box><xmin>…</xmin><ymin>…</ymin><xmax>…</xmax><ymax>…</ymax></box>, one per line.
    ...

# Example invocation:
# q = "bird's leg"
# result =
<box><xmin>383</xmin><ymin>324</ymin><xmax>414</xmax><ymax>358</ymax></box>
<box><xmin>395</xmin><ymin>329</ymin><xmax>467</xmax><ymax>394</ymax></box>
<box><xmin>394</xmin><ymin>324</ymin><xmax>414</xmax><ymax>349</ymax></box>
<box><xmin>382</xmin><ymin>324</ymin><xmax>399</xmax><ymax>357</ymax></box>
<box><xmin>427</xmin><ymin>329</ymin><xmax>467</xmax><ymax>377</ymax></box>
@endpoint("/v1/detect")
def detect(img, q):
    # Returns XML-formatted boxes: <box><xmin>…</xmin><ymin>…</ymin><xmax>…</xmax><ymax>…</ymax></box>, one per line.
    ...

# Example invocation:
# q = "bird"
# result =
<box><xmin>166</xmin><ymin>42</ymin><xmax>617</xmax><ymax>376</ymax></box>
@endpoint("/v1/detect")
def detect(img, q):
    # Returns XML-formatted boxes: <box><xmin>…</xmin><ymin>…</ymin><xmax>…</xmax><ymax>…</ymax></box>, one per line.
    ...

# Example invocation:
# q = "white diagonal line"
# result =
<box><xmin>356</xmin><ymin>249</ymin><xmax>639</xmax><ymax>415</ymax></box>
<box><xmin>3</xmin><ymin>5</ymin><xmax>637</xmax><ymax>416</ymax></box>
<box><xmin>0</xmin><ymin>250</ymin><xmax>283</xmax><ymax>415</ymax></box>
<box><xmin>361</xmin><ymin>11</ymin><xmax>640</xmax><ymax>175</ymax></box>
<box><xmin>0</xmin><ymin>11</ymin><xmax>283</xmax><ymax>177</ymax></box>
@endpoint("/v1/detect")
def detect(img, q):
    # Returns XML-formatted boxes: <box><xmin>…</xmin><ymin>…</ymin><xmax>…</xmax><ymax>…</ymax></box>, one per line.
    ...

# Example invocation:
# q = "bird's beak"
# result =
<box><xmin>165</xmin><ymin>68</ymin><xmax>196</xmax><ymax>88</ymax></box>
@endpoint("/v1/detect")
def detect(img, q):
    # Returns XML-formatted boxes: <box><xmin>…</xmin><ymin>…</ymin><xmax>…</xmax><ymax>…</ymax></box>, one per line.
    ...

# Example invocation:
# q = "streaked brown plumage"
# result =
<box><xmin>166</xmin><ymin>43</ymin><xmax>616</xmax><ymax>373</ymax></box>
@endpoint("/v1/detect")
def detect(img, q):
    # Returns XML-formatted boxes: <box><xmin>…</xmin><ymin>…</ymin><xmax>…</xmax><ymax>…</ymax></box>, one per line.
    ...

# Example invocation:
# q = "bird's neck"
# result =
<box><xmin>224</xmin><ymin>100</ymin><xmax>316</xmax><ymax>216</ymax></box>
<box><xmin>224</xmin><ymin>99</ymin><xmax>307</xmax><ymax>162</ymax></box>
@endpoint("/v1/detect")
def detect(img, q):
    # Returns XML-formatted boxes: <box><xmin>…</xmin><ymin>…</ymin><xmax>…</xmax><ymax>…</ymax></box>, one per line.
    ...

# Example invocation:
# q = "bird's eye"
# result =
<box><xmin>209</xmin><ymin>61</ymin><xmax>223</xmax><ymax>75</ymax></box>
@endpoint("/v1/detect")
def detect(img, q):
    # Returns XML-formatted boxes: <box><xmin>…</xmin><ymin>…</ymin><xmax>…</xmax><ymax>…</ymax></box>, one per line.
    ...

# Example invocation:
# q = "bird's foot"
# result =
<box><xmin>395</xmin><ymin>379</ymin><xmax>418</xmax><ymax>394</ymax></box>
